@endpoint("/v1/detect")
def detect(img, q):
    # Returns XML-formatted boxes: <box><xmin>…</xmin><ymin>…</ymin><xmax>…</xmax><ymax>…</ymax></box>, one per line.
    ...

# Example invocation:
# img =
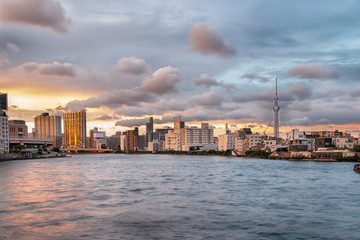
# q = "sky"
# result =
<box><xmin>1</xmin><ymin>0</ymin><xmax>360</xmax><ymax>136</ymax></box>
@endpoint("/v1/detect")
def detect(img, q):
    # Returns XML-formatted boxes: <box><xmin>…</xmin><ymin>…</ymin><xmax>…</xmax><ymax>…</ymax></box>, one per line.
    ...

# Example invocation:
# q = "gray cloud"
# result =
<box><xmin>188</xmin><ymin>22</ymin><xmax>236</xmax><ymax>58</ymax></box>
<box><xmin>0</xmin><ymin>0</ymin><xmax>71</xmax><ymax>33</ymax></box>
<box><xmin>287</xmin><ymin>117</ymin><xmax>331</xmax><ymax>126</ymax></box>
<box><xmin>290</xmin><ymin>82</ymin><xmax>312</xmax><ymax>100</ymax></box>
<box><xmin>6</xmin><ymin>42</ymin><xmax>20</xmax><ymax>52</ymax></box>
<box><xmin>288</xmin><ymin>63</ymin><xmax>339</xmax><ymax>80</ymax></box>
<box><xmin>191</xmin><ymin>91</ymin><xmax>223</xmax><ymax>107</ymax></box>
<box><xmin>19</xmin><ymin>61</ymin><xmax>77</xmax><ymax>78</ymax></box>
<box><xmin>242</xmin><ymin>74</ymin><xmax>269</xmax><ymax>83</ymax></box>
<box><xmin>193</xmin><ymin>73</ymin><xmax>235</xmax><ymax>90</ymax></box>
<box><xmin>232</xmin><ymin>88</ymin><xmax>295</xmax><ymax>103</ymax></box>
<box><xmin>115</xmin><ymin>56</ymin><xmax>151</xmax><ymax>75</ymax></box>
<box><xmin>95</xmin><ymin>114</ymin><xmax>118</xmax><ymax>121</ymax></box>
<box><xmin>143</xmin><ymin>66</ymin><xmax>181</xmax><ymax>95</ymax></box>
<box><xmin>57</xmin><ymin>87</ymin><xmax>155</xmax><ymax>112</ymax></box>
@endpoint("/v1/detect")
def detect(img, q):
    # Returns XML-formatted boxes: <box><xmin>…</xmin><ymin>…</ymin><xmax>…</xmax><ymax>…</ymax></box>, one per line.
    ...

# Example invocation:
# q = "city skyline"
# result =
<box><xmin>1</xmin><ymin>0</ymin><xmax>360</xmax><ymax>136</ymax></box>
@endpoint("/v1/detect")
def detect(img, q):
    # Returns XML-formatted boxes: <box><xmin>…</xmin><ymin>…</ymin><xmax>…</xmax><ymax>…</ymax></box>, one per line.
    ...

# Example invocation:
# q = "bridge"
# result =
<box><xmin>10</xmin><ymin>138</ymin><xmax>53</xmax><ymax>146</ymax></box>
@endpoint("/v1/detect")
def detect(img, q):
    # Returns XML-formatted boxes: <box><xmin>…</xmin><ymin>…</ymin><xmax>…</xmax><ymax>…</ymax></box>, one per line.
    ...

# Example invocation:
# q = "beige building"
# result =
<box><xmin>8</xmin><ymin>120</ymin><xmax>28</xmax><ymax>139</ymax></box>
<box><xmin>63</xmin><ymin>110</ymin><xmax>87</xmax><ymax>149</ymax></box>
<box><xmin>218</xmin><ymin>133</ymin><xmax>237</xmax><ymax>151</ymax></box>
<box><xmin>335</xmin><ymin>137</ymin><xmax>354</xmax><ymax>149</ymax></box>
<box><xmin>165</xmin><ymin>130</ymin><xmax>182</xmax><ymax>151</ymax></box>
<box><xmin>34</xmin><ymin>113</ymin><xmax>62</xmax><ymax>147</ymax></box>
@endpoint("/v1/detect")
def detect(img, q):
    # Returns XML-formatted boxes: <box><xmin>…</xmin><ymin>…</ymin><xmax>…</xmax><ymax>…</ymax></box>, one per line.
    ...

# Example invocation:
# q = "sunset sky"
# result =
<box><xmin>1</xmin><ymin>0</ymin><xmax>360</xmax><ymax>136</ymax></box>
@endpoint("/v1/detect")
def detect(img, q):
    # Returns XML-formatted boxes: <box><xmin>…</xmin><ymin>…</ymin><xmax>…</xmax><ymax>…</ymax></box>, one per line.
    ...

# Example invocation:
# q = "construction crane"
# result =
<box><xmin>263</xmin><ymin>120</ymin><xmax>272</xmax><ymax>136</ymax></box>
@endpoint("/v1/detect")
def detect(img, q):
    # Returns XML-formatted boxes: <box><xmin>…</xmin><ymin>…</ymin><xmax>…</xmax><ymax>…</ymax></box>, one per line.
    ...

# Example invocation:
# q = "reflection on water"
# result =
<box><xmin>0</xmin><ymin>154</ymin><xmax>359</xmax><ymax>239</ymax></box>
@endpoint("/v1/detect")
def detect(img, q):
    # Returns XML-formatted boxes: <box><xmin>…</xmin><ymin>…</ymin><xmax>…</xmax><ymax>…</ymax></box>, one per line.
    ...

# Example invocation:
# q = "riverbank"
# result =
<box><xmin>114</xmin><ymin>150</ymin><xmax>360</xmax><ymax>163</ymax></box>
<box><xmin>0</xmin><ymin>152</ymin><xmax>67</xmax><ymax>162</ymax></box>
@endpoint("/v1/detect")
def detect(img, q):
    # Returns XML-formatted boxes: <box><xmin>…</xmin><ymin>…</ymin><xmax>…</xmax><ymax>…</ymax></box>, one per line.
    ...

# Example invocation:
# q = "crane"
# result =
<box><xmin>263</xmin><ymin>120</ymin><xmax>272</xmax><ymax>136</ymax></box>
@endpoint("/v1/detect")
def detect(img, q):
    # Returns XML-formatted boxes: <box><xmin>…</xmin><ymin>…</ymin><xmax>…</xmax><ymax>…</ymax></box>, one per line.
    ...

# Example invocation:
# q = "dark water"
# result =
<box><xmin>0</xmin><ymin>154</ymin><xmax>359</xmax><ymax>240</ymax></box>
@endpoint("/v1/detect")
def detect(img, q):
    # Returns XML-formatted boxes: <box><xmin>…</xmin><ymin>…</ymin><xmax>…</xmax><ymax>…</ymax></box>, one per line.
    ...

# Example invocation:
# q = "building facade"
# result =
<box><xmin>181</xmin><ymin>125</ymin><xmax>214</xmax><ymax>151</ymax></box>
<box><xmin>63</xmin><ymin>110</ymin><xmax>87</xmax><ymax>149</ymax></box>
<box><xmin>8</xmin><ymin>120</ymin><xmax>28</xmax><ymax>139</ymax></box>
<box><xmin>218</xmin><ymin>133</ymin><xmax>237</xmax><ymax>151</ymax></box>
<box><xmin>0</xmin><ymin>110</ymin><xmax>9</xmax><ymax>153</ymax></box>
<box><xmin>34</xmin><ymin>113</ymin><xmax>62</xmax><ymax>147</ymax></box>
<box><xmin>89</xmin><ymin>127</ymin><xmax>107</xmax><ymax>149</ymax></box>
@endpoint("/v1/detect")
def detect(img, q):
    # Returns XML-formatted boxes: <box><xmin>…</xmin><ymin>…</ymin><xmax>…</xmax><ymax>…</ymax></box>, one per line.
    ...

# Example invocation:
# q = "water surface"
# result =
<box><xmin>0</xmin><ymin>154</ymin><xmax>359</xmax><ymax>239</ymax></box>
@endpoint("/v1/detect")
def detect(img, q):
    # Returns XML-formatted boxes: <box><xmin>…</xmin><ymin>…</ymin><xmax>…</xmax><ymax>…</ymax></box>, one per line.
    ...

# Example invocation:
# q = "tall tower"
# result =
<box><xmin>273</xmin><ymin>78</ymin><xmax>280</xmax><ymax>138</ymax></box>
<box><xmin>64</xmin><ymin>110</ymin><xmax>87</xmax><ymax>149</ymax></box>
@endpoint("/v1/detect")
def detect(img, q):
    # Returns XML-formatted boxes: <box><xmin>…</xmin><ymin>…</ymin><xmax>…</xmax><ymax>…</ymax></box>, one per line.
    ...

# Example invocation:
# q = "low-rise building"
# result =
<box><xmin>8</xmin><ymin>120</ymin><xmax>28</xmax><ymax>139</ymax></box>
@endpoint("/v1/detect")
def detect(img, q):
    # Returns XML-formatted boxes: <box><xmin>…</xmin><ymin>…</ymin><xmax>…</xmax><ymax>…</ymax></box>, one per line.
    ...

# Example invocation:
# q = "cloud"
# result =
<box><xmin>191</xmin><ymin>91</ymin><xmax>223</xmax><ymax>107</ymax></box>
<box><xmin>188</xmin><ymin>22</ymin><xmax>237</xmax><ymax>58</ymax></box>
<box><xmin>0</xmin><ymin>0</ymin><xmax>71</xmax><ymax>33</ymax></box>
<box><xmin>57</xmin><ymin>87</ymin><xmax>155</xmax><ymax>112</ymax></box>
<box><xmin>288</xmin><ymin>63</ymin><xmax>339</xmax><ymax>80</ymax></box>
<box><xmin>115</xmin><ymin>57</ymin><xmax>151</xmax><ymax>75</ymax></box>
<box><xmin>242</xmin><ymin>74</ymin><xmax>269</xmax><ymax>83</ymax></box>
<box><xmin>143</xmin><ymin>66</ymin><xmax>181</xmax><ymax>95</ymax></box>
<box><xmin>19</xmin><ymin>61</ymin><xmax>77</xmax><ymax>78</ymax></box>
<box><xmin>193</xmin><ymin>73</ymin><xmax>235</xmax><ymax>90</ymax></box>
<box><xmin>95</xmin><ymin>114</ymin><xmax>118</xmax><ymax>121</ymax></box>
<box><xmin>0</xmin><ymin>52</ymin><xmax>9</xmax><ymax>66</ymax></box>
<box><xmin>6</xmin><ymin>42</ymin><xmax>20</xmax><ymax>52</ymax></box>
<box><xmin>287</xmin><ymin>117</ymin><xmax>331</xmax><ymax>126</ymax></box>
<box><xmin>290</xmin><ymin>82</ymin><xmax>312</xmax><ymax>100</ymax></box>
<box><xmin>232</xmin><ymin>88</ymin><xmax>295</xmax><ymax>103</ymax></box>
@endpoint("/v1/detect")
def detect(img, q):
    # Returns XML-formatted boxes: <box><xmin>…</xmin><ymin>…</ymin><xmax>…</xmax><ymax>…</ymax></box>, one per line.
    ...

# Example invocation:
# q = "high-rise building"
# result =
<box><xmin>181</xmin><ymin>124</ymin><xmax>214</xmax><ymax>151</ymax></box>
<box><xmin>165</xmin><ymin>116</ymin><xmax>185</xmax><ymax>151</ymax></box>
<box><xmin>123</xmin><ymin>127</ymin><xmax>139</xmax><ymax>151</ymax></box>
<box><xmin>174</xmin><ymin>116</ymin><xmax>184</xmax><ymax>133</ymax></box>
<box><xmin>0</xmin><ymin>93</ymin><xmax>8</xmax><ymax>110</ymax></box>
<box><xmin>0</xmin><ymin>110</ymin><xmax>9</xmax><ymax>153</ymax></box>
<box><xmin>273</xmin><ymin>78</ymin><xmax>280</xmax><ymax>138</ymax></box>
<box><xmin>63</xmin><ymin>110</ymin><xmax>87</xmax><ymax>149</ymax></box>
<box><xmin>146</xmin><ymin>117</ymin><xmax>154</xmax><ymax>144</ymax></box>
<box><xmin>34</xmin><ymin>113</ymin><xmax>62</xmax><ymax>147</ymax></box>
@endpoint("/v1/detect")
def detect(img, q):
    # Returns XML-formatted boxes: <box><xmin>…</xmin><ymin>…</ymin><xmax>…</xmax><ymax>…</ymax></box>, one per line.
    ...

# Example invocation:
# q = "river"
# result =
<box><xmin>0</xmin><ymin>154</ymin><xmax>359</xmax><ymax>239</ymax></box>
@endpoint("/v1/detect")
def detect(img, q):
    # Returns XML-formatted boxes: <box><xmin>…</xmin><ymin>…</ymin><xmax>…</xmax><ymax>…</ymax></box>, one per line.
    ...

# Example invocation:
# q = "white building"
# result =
<box><xmin>165</xmin><ymin>130</ymin><xmax>182</xmax><ymax>151</ymax></box>
<box><xmin>289</xmin><ymin>129</ymin><xmax>305</xmax><ymax>140</ymax></box>
<box><xmin>235</xmin><ymin>137</ymin><xmax>245</xmax><ymax>152</ymax></box>
<box><xmin>120</xmin><ymin>134</ymin><xmax>127</xmax><ymax>152</ymax></box>
<box><xmin>264</xmin><ymin>139</ymin><xmax>277</xmax><ymax>152</ymax></box>
<box><xmin>181</xmin><ymin>126</ymin><xmax>214</xmax><ymax>151</ymax></box>
<box><xmin>218</xmin><ymin>133</ymin><xmax>237</xmax><ymax>151</ymax></box>
<box><xmin>246</xmin><ymin>134</ymin><xmax>265</xmax><ymax>150</ymax></box>
<box><xmin>0</xmin><ymin>111</ymin><xmax>9</xmax><ymax>153</ymax></box>
<box><xmin>335</xmin><ymin>137</ymin><xmax>354</xmax><ymax>149</ymax></box>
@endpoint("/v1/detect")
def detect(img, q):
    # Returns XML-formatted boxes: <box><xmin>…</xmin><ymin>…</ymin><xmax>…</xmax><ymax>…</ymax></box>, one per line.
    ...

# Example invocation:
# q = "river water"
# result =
<box><xmin>0</xmin><ymin>154</ymin><xmax>359</xmax><ymax>239</ymax></box>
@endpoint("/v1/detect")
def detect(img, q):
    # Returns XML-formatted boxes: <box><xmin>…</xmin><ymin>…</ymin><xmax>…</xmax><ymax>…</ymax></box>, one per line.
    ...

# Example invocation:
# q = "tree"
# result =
<box><xmin>101</xmin><ymin>144</ymin><xmax>108</xmax><ymax>149</ymax></box>
<box><xmin>352</xmin><ymin>145</ymin><xmax>360</xmax><ymax>152</ymax></box>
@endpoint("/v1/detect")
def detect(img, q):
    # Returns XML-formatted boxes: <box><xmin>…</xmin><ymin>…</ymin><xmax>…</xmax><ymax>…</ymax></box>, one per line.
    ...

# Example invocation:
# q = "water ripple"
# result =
<box><xmin>0</xmin><ymin>154</ymin><xmax>359</xmax><ymax>239</ymax></box>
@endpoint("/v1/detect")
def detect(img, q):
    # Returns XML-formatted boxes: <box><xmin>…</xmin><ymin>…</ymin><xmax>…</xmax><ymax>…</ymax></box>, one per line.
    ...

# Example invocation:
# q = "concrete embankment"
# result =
<box><xmin>0</xmin><ymin>153</ymin><xmax>66</xmax><ymax>161</ymax></box>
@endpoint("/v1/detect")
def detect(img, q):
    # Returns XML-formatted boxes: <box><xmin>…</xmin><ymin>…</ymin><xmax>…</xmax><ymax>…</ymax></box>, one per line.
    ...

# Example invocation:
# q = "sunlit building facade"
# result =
<box><xmin>64</xmin><ymin>110</ymin><xmax>87</xmax><ymax>149</ymax></box>
<box><xmin>34</xmin><ymin>113</ymin><xmax>62</xmax><ymax>147</ymax></box>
